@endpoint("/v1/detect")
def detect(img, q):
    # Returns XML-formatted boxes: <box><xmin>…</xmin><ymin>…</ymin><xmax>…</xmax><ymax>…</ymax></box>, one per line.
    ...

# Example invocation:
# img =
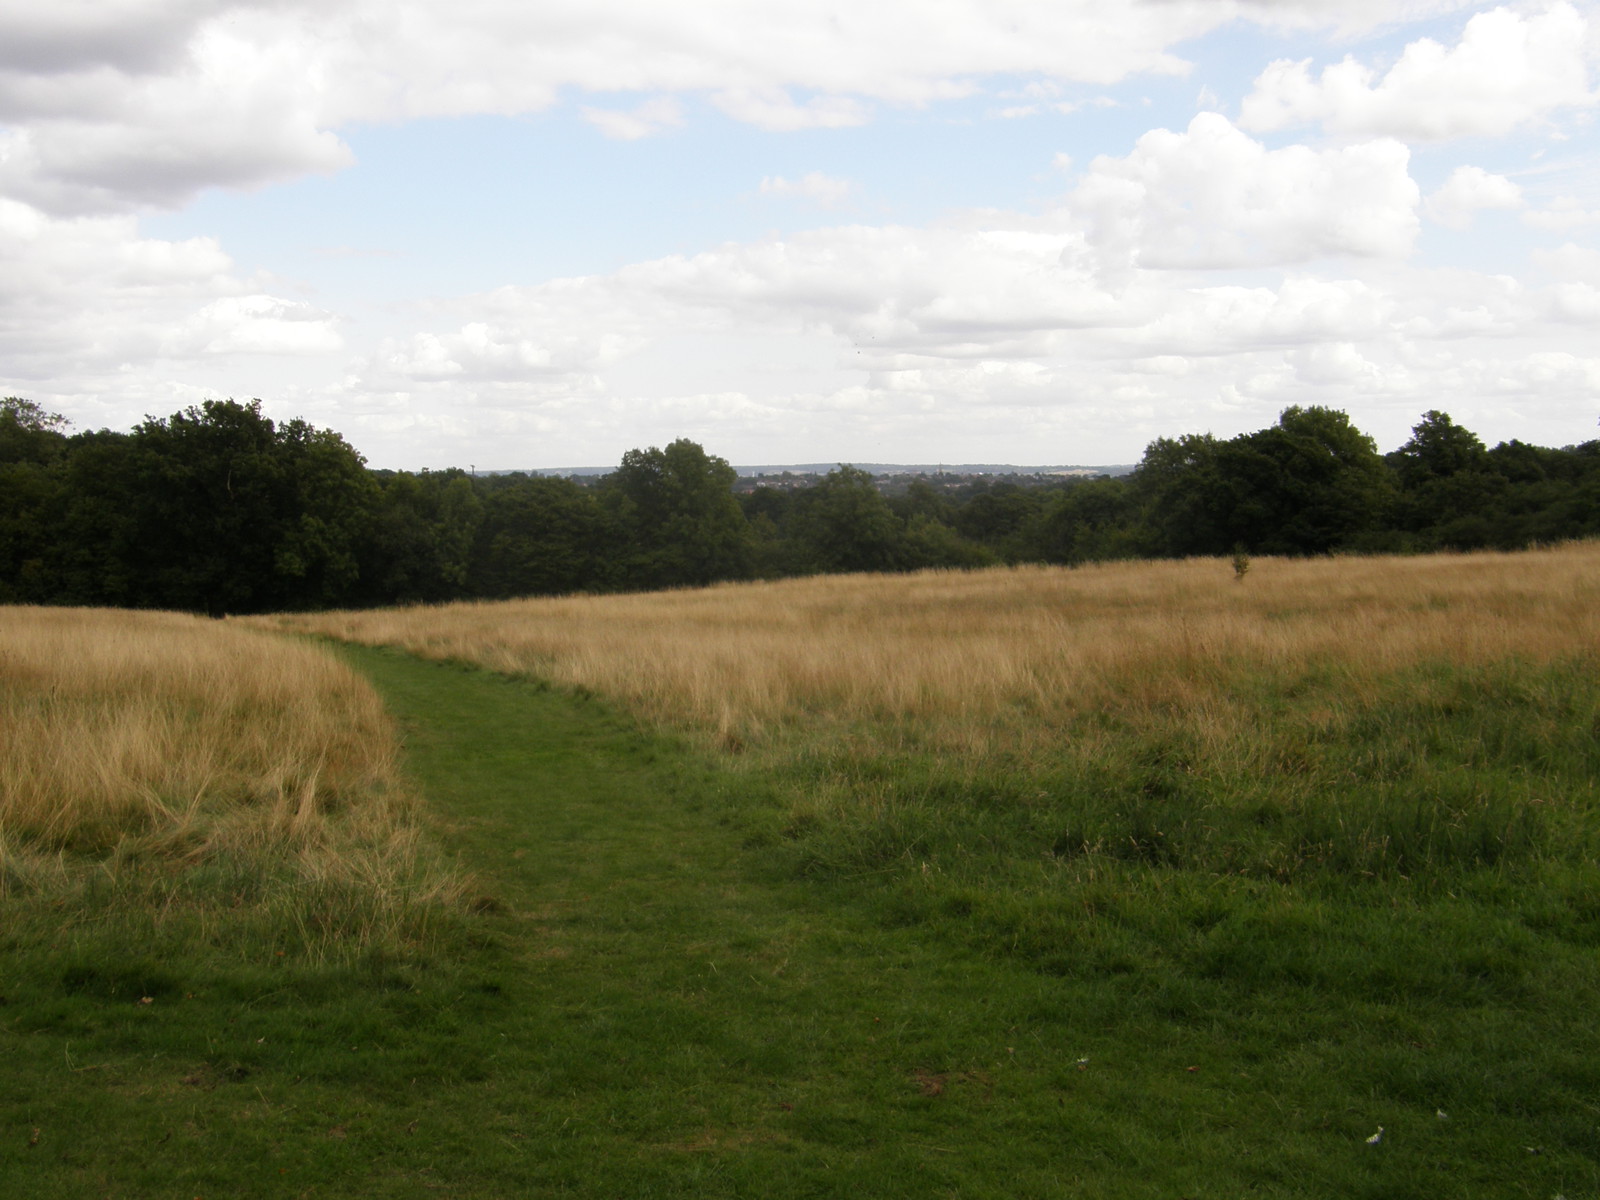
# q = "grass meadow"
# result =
<box><xmin>0</xmin><ymin>606</ymin><xmax>460</xmax><ymax>962</ymax></box>
<box><xmin>270</xmin><ymin>542</ymin><xmax>1600</xmax><ymax>889</ymax></box>
<box><xmin>263</xmin><ymin>545</ymin><xmax>1600</xmax><ymax>1193</ymax></box>
<box><xmin>6</xmin><ymin>547</ymin><xmax>1600</xmax><ymax>1196</ymax></box>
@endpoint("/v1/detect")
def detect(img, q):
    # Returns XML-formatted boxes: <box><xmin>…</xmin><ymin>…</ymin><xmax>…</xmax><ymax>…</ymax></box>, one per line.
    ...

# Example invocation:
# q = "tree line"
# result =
<box><xmin>2</xmin><ymin>396</ymin><xmax>1597</xmax><ymax>614</ymax></box>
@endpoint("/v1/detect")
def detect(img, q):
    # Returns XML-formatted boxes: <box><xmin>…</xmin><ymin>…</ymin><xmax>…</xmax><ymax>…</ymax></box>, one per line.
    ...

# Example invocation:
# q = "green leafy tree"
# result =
<box><xmin>789</xmin><ymin>466</ymin><xmax>902</xmax><ymax>574</ymax></box>
<box><xmin>897</xmin><ymin>514</ymin><xmax>997</xmax><ymax>570</ymax></box>
<box><xmin>1137</xmin><ymin>409</ymin><xmax>1389</xmax><ymax>556</ymax></box>
<box><xmin>603</xmin><ymin>439</ymin><xmax>752</xmax><ymax>588</ymax></box>
<box><xmin>1132</xmin><ymin>432</ymin><xmax>1227</xmax><ymax>556</ymax></box>
<box><xmin>1022</xmin><ymin>476</ymin><xmax>1141</xmax><ymax>564</ymax></box>
<box><xmin>1388</xmin><ymin>411</ymin><xmax>1506</xmax><ymax>549</ymax></box>
<box><xmin>361</xmin><ymin>469</ymin><xmax>485</xmax><ymax>604</ymax></box>
<box><xmin>114</xmin><ymin>399</ymin><xmax>375</xmax><ymax>613</ymax></box>
<box><xmin>0</xmin><ymin>397</ymin><xmax>70</xmax><ymax>464</ymax></box>
<box><xmin>469</xmin><ymin>475</ymin><xmax>616</xmax><ymax>597</ymax></box>
<box><xmin>44</xmin><ymin>430</ymin><xmax>141</xmax><ymax>606</ymax></box>
<box><xmin>1473</xmin><ymin>438</ymin><xmax>1600</xmax><ymax>548</ymax></box>
<box><xmin>951</xmin><ymin>481</ymin><xmax>1048</xmax><ymax>558</ymax></box>
<box><xmin>736</xmin><ymin>486</ymin><xmax>807</xmax><ymax>579</ymax></box>
<box><xmin>1393</xmin><ymin>410</ymin><xmax>1490</xmax><ymax>487</ymax></box>
<box><xmin>888</xmin><ymin>478</ymin><xmax>956</xmax><ymax>526</ymax></box>
<box><xmin>1230</xmin><ymin>405</ymin><xmax>1391</xmax><ymax>553</ymax></box>
<box><xmin>0</xmin><ymin>399</ymin><xmax>72</xmax><ymax>601</ymax></box>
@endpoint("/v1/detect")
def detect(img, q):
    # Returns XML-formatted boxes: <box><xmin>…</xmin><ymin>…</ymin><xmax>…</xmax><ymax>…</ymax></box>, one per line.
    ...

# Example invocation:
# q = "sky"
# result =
<box><xmin>1</xmin><ymin>1</ymin><xmax>1597</xmax><ymax>470</ymax></box>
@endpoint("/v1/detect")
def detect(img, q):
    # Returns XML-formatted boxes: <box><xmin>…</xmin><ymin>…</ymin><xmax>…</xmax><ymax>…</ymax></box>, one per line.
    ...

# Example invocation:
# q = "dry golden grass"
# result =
<box><xmin>0</xmin><ymin>607</ymin><xmax>452</xmax><ymax>932</ymax></box>
<box><xmin>259</xmin><ymin>541</ymin><xmax>1600</xmax><ymax>770</ymax></box>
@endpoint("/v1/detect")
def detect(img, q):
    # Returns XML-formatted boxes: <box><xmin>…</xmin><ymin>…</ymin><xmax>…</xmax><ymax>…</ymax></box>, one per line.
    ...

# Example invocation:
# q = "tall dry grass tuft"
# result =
<box><xmin>261</xmin><ymin>542</ymin><xmax>1600</xmax><ymax>765</ymax></box>
<box><xmin>1</xmin><ymin>607</ymin><xmax>459</xmax><ymax>955</ymax></box>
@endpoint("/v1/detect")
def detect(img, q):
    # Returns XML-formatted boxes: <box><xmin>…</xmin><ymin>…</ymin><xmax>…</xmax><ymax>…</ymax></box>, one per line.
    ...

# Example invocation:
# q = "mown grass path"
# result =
<box><xmin>6</xmin><ymin>645</ymin><xmax>1593</xmax><ymax>1198</ymax></box>
<box><xmin>341</xmin><ymin>646</ymin><xmax>1099</xmax><ymax>1198</ymax></box>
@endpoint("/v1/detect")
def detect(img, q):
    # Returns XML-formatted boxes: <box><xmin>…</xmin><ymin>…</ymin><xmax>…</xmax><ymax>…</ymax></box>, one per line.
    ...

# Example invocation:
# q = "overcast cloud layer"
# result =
<box><xmin>0</xmin><ymin>0</ymin><xmax>1596</xmax><ymax>467</ymax></box>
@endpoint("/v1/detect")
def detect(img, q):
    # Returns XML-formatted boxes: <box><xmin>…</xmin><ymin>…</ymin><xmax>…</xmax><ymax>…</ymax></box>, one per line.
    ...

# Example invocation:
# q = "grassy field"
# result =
<box><xmin>0</xmin><ymin>606</ymin><xmax>460</xmax><ymax>962</ymax></box>
<box><xmin>262</xmin><ymin>546</ymin><xmax>1600</xmax><ymax>1193</ymax></box>
<box><xmin>5</xmin><ymin>549</ymin><xmax>1599</xmax><ymax>1195</ymax></box>
<box><xmin>268</xmin><ymin>543</ymin><xmax>1600</xmax><ymax>888</ymax></box>
<box><xmin>265</xmin><ymin>543</ymin><xmax>1600</xmax><ymax>747</ymax></box>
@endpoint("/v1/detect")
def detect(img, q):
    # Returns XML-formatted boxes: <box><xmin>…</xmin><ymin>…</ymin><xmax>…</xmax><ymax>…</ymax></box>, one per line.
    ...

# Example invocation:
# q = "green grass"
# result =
<box><xmin>4</xmin><ymin>645</ymin><xmax>1599</xmax><ymax>1197</ymax></box>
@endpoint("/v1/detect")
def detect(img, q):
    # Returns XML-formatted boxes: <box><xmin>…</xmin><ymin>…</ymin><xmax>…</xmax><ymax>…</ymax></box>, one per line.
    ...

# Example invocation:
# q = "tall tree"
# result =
<box><xmin>117</xmin><ymin>399</ymin><xmax>375</xmax><ymax>613</ymax></box>
<box><xmin>1132</xmin><ymin>432</ymin><xmax>1227</xmax><ymax>557</ymax></box>
<box><xmin>360</xmin><ymin>469</ymin><xmax>485</xmax><ymax>604</ymax></box>
<box><xmin>469</xmin><ymin>475</ymin><xmax>616</xmax><ymax>597</ymax></box>
<box><xmin>789</xmin><ymin>465</ymin><xmax>903</xmax><ymax>574</ymax></box>
<box><xmin>1389</xmin><ymin>411</ymin><xmax>1504</xmax><ymax>548</ymax></box>
<box><xmin>1392</xmin><ymin>410</ymin><xmax>1490</xmax><ymax>487</ymax></box>
<box><xmin>1023</xmin><ymin>476</ymin><xmax>1140</xmax><ymax>564</ymax></box>
<box><xmin>603</xmin><ymin>439</ymin><xmax>752</xmax><ymax>588</ymax></box>
<box><xmin>0</xmin><ymin>397</ymin><xmax>70</xmax><ymax>464</ymax></box>
<box><xmin>1233</xmin><ymin>405</ymin><xmax>1391</xmax><ymax>554</ymax></box>
<box><xmin>952</xmin><ymin>480</ymin><xmax>1049</xmax><ymax>559</ymax></box>
<box><xmin>0</xmin><ymin>399</ymin><xmax>71</xmax><ymax>602</ymax></box>
<box><xmin>1136</xmin><ymin>409</ymin><xmax>1389</xmax><ymax>556</ymax></box>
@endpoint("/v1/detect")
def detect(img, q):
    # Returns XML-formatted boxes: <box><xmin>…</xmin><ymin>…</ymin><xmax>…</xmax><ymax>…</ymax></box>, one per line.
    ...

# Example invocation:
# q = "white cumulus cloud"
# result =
<box><xmin>0</xmin><ymin>198</ymin><xmax>231</xmax><ymax>366</ymax></box>
<box><xmin>0</xmin><ymin>195</ymin><xmax>347</xmax><ymax>431</ymax></box>
<box><xmin>1068</xmin><ymin>113</ymin><xmax>1420</xmax><ymax>272</ymax></box>
<box><xmin>0</xmin><ymin>0</ymin><xmax>1506</xmax><ymax>216</ymax></box>
<box><xmin>711</xmin><ymin>88</ymin><xmax>871</xmax><ymax>131</ymax></box>
<box><xmin>1425</xmin><ymin>166</ymin><xmax>1524</xmax><ymax>229</ymax></box>
<box><xmin>164</xmin><ymin>295</ymin><xmax>342</xmax><ymax>357</ymax></box>
<box><xmin>0</xmin><ymin>9</ymin><xmax>352</xmax><ymax>214</ymax></box>
<box><xmin>305</xmin><ymin>199</ymin><xmax>1600</xmax><ymax>466</ymax></box>
<box><xmin>1239</xmin><ymin>2</ymin><xmax>1596</xmax><ymax>141</ymax></box>
<box><xmin>2</xmin><ymin>1</ymin><xmax>1595</xmax><ymax>465</ymax></box>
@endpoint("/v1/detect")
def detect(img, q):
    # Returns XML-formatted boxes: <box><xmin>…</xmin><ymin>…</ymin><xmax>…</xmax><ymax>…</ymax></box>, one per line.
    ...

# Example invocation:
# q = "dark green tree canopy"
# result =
<box><xmin>4</xmin><ymin>396</ymin><xmax>1599</xmax><ymax>610</ymax></box>
<box><xmin>469</xmin><ymin>475</ymin><xmax>615</xmax><ymax>599</ymax></box>
<box><xmin>361</xmin><ymin>469</ymin><xmax>485</xmax><ymax>605</ymax></box>
<box><xmin>0</xmin><ymin>399</ymin><xmax>74</xmax><ymax>602</ymax></box>
<box><xmin>1</xmin><ymin>397</ymin><xmax>70</xmax><ymax>465</ymax></box>
<box><xmin>1393</xmin><ymin>410</ymin><xmax>1490</xmax><ymax>487</ymax></box>
<box><xmin>603</xmin><ymin>439</ymin><xmax>752</xmax><ymax>588</ymax></box>
<box><xmin>790</xmin><ymin>465</ymin><xmax>902</xmax><ymax>574</ymax></box>
<box><xmin>118</xmin><ymin>399</ymin><xmax>375</xmax><ymax>613</ymax></box>
<box><xmin>1136</xmin><ymin>408</ymin><xmax>1390</xmax><ymax>556</ymax></box>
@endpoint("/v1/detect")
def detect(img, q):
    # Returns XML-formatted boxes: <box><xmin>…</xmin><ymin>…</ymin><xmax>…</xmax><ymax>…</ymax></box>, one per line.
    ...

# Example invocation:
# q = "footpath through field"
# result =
<box><xmin>339</xmin><ymin>645</ymin><xmax>1592</xmax><ymax>1200</ymax></box>
<box><xmin>10</xmin><ymin>641</ymin><xmax>1588</xmax><ymax>1198</ymax></box>
<box><xmin>343</xmin><ymin>645</ymin><xmax>1100</xmax><ymax>1198</ymax></box>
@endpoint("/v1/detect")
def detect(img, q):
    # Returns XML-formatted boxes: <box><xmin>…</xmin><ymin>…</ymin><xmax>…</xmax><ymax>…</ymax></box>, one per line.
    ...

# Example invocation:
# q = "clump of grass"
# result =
<box><xmin>0</xmin><ymin>606</ymin><xmax>462</xmax><ymax>962</ymax></box>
